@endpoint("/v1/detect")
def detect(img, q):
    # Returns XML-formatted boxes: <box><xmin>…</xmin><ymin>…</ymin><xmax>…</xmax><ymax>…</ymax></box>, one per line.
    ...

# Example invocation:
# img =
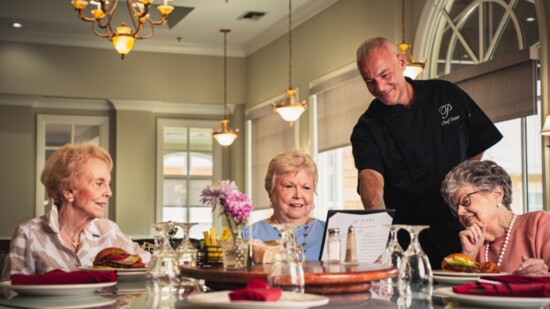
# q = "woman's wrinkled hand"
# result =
<box><xmin>459</xmin><ymin>221</ymin><xmax>485</xmax><ymax>258</ymax></box>
<box><xmin>513</xmin><ymin>256</ymin><xmax>549</xmax><ymax>277</ymax></box>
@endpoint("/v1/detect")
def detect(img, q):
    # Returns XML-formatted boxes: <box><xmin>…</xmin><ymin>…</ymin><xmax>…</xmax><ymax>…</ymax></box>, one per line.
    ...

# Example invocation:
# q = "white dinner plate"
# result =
<box><xmin>432</xmin><ymin>270</ymin><xmax>508</xmax><ymax>278</ymax></box>
<box><xmin>187</xmin><ymin>290</ymin><xmax>329</xmax><ymax>309</ymax></box>
<box><xmin>79</xmin><ymin>265</ymin><xmax>147</xmax><ymax>273</ymax></box>
<box><xmin>0</xmin><ymin>280</ymin><xmax>116</xmax><ymax>296</ymax></box>
<box><xmin>0</xmin><ymin>294</ymin><xmax>116</xmax><ymax>309</ymax></box>
<box><xmin>434</xmin><ymin>287</ymin><xmax>550</xmax><ymax>308</ymax></box>
<box><xmin>433</xmin><ymin>274</ymin><xmax>477</xmax><ymax>285</ymax></box>
<box><xmin>79</xmin><ymin>266</ymin><xmax>147</xmax><ymax>281</ymax></box>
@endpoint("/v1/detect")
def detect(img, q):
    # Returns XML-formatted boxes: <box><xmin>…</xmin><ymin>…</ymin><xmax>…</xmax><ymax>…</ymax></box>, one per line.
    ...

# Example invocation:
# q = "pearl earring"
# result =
<box><xmin>67</xmin><ymin>196</ymin><xmax>74</xmax><ymax>203</ymax></box>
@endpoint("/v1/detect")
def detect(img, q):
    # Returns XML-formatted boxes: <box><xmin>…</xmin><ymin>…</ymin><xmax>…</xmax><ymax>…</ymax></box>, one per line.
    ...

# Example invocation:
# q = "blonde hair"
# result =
<box><xmin>264</xmin><ymin>149</ymin><xmax>318</xmax><ymax>194</ymax></box>
<box><xmin>41</xmin><ymin>143</ymin><xmax>112</xmax><ymax>206</ymax></box>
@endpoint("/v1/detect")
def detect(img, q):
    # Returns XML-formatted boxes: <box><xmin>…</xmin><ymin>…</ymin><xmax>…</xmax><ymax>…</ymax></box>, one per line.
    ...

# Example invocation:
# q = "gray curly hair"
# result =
<box><xmin>441</xmin><ymin>160</ymin><xmax>512</xmax><ymax>211</ymax></box>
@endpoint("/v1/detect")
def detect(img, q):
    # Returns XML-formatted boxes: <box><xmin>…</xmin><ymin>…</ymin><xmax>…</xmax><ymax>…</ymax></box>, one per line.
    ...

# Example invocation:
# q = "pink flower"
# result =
<box><xmin>200</xmin><ymin>180</ymin><xmax>253</xmax><ymax>236</ymax></box>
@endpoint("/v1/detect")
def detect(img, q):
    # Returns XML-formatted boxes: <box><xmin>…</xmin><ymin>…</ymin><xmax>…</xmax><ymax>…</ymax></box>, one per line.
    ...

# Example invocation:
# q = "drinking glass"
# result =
<box><xmin>146</xmin><ymin>221</ymin><xmax>181</xmax><ymax>299</ymax></box>
<box><xmin>381</xmin><ymin>224</ymin><xmax>406</xmax><ymax>275</ymax></box>
<box><xmin>174</xmin><ymin>222</ymin><xmax>198</xmax><ymax>267</ymax></box>
<box><xmin>267</xmin><ymin>223</ymin><xmax>305</xmax><ymax>293</ymax></box>
<box><xmin>397</xmin><ymin>225</ymin><xmax>433</xmax><ymax>299</ymax></box>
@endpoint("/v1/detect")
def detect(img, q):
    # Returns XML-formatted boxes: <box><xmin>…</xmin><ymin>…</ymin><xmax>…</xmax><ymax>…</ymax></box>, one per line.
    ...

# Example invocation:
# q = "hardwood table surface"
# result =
<box><xmin>180</xmin><ymin>261</ymin><xmax>398</xmax><ymax>294</ymax></box>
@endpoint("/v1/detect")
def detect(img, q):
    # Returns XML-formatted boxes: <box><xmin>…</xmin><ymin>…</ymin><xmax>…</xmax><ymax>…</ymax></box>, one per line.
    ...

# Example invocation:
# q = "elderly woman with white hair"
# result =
<box><xmin>441</xmin><ymin>160</ymin><xmax>550</xmax><ymax>276</ymax></box>
<box><xmin>242</xmin><ymin>149</ymin><xmax>325</xmax><ymax>261</ymax></box>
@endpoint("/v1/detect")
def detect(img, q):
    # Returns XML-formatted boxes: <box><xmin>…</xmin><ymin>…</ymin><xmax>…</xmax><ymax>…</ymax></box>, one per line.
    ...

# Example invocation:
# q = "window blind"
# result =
<box><xmin>438</xmin><ymin>47</ymin><xmax>538</xmax><ymax>123</ymax></box>
<box><xmin>247</xmin><ymin>104</ymin><xmax>295</xmax><ymax>209</ymax></box>
<box><xmin>312</xmin><ymin>70</ymin><xmax>374</xmax><ymax>152</ymax></box>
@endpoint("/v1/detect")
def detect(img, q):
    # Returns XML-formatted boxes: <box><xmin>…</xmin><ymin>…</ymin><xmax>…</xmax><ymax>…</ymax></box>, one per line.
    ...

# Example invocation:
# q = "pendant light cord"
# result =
<box><xmin>221</xmin><ymin>29</ymin><xmax>230</xmax><ymax>119</ymax></box>
<box><xmin>401</xmin><ymin>0</ymin><xmax>406</xmax><ymax>44</ymax></box>
<box><xmin>288</xmin><ymin>0</ymin><xmax>293</xmax><ymax>89</ymax></box>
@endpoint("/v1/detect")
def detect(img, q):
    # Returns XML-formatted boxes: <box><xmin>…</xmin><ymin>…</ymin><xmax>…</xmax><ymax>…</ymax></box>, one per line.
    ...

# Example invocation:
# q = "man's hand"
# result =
<box><xmin>358</xmin><ymin>169</ymin><xmax>384</xmax><ymax>210</ymax></box>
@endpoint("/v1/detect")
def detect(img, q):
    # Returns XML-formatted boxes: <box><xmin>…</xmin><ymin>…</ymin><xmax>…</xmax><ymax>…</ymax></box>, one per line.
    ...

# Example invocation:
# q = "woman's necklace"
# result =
<box><xmin>485</xmin><ymin>214</ymin><xmax>517</xmax><ymax>267</ymax></box>
<box><xmin>61</xmin><ymin>228</ymin><xmax>80</xmax><ymax>248</ymax></box>
<box><xmin>270</xmin><ymin>216</ymin><xmax>312</xmax><ymax>254</ymax></box>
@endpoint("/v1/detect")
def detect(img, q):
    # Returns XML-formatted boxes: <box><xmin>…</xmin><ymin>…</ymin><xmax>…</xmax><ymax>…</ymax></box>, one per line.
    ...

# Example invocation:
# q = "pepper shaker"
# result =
<box><xmin>344</xmin><ymin>225</ymin><xmax>359</xmax><ymax>265</ymax></box>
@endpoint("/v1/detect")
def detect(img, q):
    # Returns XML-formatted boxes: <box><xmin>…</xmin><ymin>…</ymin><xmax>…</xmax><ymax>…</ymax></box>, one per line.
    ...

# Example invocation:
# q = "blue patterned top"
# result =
<box><xmin>241</xmin><ymin>219</ymin><xmax>325</xmax><ymax>261</ymax></box>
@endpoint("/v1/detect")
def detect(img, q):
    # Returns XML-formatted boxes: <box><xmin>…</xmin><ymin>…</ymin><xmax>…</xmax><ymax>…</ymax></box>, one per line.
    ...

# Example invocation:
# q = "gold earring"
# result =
<box><xmin>67</xmin><ymin>196</ymin><xmax>74</xmax><ymax>203</ymax></box>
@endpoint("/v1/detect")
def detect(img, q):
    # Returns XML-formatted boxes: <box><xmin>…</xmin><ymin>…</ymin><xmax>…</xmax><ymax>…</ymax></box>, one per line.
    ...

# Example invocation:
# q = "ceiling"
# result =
<box><xmin>1</xmin><ymin>0</ymin><xmax>338</xmax><ymax>57</ymax></box>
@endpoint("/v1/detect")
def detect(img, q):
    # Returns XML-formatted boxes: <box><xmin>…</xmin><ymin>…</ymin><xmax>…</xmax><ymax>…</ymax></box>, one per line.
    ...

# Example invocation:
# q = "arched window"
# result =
<box><xmin>417</xmin><ymin>0</ymin><xmax>541</xmax><ymax>213</ymax></box>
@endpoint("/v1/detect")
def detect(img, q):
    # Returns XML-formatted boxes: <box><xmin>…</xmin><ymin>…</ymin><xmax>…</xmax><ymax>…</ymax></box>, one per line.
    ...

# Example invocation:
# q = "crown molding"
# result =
<box><xmin>0</xmin><ymin>94</ymin><xmax>111</xmax><ymax>110</ymax></box>
<box><xmin>0</xmin><ymin>94</ymin><xmax>237</xmax><ymax>115</ymax></box>
<box><xmin>110</xmin><ymin>99</ymin><xmax>235</xmax><ymax>115</ymax></box>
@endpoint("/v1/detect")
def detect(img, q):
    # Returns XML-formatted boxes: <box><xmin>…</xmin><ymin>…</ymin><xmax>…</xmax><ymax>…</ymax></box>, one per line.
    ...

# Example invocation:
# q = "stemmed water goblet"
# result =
<box><xmin>175</xmin><ymin>222</ymin><xmax>198</xmax><ymax>267</ymax></box>
<box><xmin>146</xmin><ymin>221</ymin><xmax>181</xmax><ymax>303</ymax></box>
<box><xmin>267</xmin><ymin>223</ymin><xmax>305</xmax><ymax>293</ymax></box>
<box><xmin>381</xmin><ymin>224</ymin><xmax>406</xmax><ymax>275</ymax></box>
<box><xmin>397</xmin><ymin>225</ymin><xmax>432</xmax><ymax>300</ymax></box>
<box><xmin>376</xmin><ymin>224</ymin><xmax>406</xmax><ymax>299</ymax></box>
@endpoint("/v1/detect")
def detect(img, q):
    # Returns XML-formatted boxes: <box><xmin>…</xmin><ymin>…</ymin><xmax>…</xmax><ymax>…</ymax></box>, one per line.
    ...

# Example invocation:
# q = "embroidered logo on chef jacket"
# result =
<box><xmin>439</xmin><ymin>103</ymin><xmax>460</xmax><ymax>126</ymax></box>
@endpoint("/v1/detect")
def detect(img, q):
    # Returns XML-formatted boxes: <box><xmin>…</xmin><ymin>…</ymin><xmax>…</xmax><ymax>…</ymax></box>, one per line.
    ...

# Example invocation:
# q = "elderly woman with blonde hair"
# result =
<box><xmin>441</xmin><ymin>160</ymin><xmax>550</xmax><ymax>276</ymax></box>
<box><xmin>3</xmin><ymin>143</ymin><xmax>150</xmax><ymax>279</ymax></box>
<box><xmin>242</xmin><ymin>149</ymin><xmax>325</xmax><ymax>260</ymax></box>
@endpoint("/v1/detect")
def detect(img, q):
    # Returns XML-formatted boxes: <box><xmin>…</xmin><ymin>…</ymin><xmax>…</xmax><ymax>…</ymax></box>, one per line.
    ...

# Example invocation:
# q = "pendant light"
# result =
<box><xmin>212</xmin><ymin>29</ymin><xmax>239</xmax><ymax>147</ymax></box>
<box><xmin>272</xmin><ymin>0</ymin><xmax>307</xmax><ymax>126</ymax></box>
<box><xmin>398</xmin><ymin>0</ymin><xmax>425</xmax><ymax>79</ymax></box>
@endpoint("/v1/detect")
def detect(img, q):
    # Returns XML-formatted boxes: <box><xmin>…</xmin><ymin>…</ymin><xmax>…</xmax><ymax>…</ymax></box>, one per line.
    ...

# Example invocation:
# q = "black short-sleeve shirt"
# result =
<box><xmin>350</xmin><ymin>78</ymin><xmax>503</xmax><ymax>263</ymax></box>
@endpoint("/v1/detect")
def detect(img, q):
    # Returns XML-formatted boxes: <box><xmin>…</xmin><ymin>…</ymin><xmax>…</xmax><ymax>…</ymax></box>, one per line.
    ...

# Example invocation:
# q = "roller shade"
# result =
<box><xmin>247</xmin><ymin>105</ymin><xmax>295</xmax><ymax>209</ymax></box>
<box><xmin>438</xmin><ymin>47</ymin><xmax>539</xmax><ymax>123</ymax></box>
<box><xmin>312</xmin><ymin>69</ymin><xmax>374</xmax><ymax>152</ymax></box>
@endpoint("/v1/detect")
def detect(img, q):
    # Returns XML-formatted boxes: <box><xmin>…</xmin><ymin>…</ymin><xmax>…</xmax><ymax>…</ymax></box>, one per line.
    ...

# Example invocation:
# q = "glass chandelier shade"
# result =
<box><xmin>212</xmin><ymin>29</ymin><xmax>239</xmax><ymax>148</ymax></box>
<box><xmin>398</xmin><ymin>43</ymin><xmax>425</xmax><ymax>79</ymax></box>
<box><xmin>273</xmin><ymin>89</ymin><xmax>307</xmax><ymax>125</ymax></box>
<box><xmin>70</xmin><ymin>0</ymin><xmax>174</xmax><ymax>59</ymax></box>
<box><xmin>273</xmin><ymin>0</ymin><xmax>307</xmax><ymax>126</ymax></box>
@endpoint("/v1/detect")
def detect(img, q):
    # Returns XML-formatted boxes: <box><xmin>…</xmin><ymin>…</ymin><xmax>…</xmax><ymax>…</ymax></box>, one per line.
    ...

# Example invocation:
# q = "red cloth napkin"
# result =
<box><xmin>452</xmin><ymin>275</ymin><xmax>550</xmax><ymax>297</ymax></box>
<box><xmin>228</xmin><ymin>278</ymin><xmax>282</xmax><ymax>302</ymax></box>
<box><xmin>11</xmin><ymin>269</ymin><xmax>117</xmax><ymax>285</ymax></box>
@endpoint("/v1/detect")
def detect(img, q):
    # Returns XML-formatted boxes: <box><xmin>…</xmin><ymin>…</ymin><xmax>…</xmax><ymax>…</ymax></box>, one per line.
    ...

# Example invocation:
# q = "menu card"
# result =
<box><xmin>320</xmin><ymin>210</ymin><xmax>394</xmax><ymax>263</ymax></box>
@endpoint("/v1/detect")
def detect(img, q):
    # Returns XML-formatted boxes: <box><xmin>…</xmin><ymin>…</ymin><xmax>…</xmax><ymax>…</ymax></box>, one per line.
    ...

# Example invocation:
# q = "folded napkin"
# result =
<box><xmin>11</xmin><ymin>269</ymin><xmax>117</xmax><ymax>285</ymax></box>
<box><xmin>228</xmin><ymin>278</ymin><xmax>282</xmax><ymax>302</ymax></box>
<box><xmin>453</xmin><ymin>275</ymin><xmax>550</xmax><ymax>297</ymax></box>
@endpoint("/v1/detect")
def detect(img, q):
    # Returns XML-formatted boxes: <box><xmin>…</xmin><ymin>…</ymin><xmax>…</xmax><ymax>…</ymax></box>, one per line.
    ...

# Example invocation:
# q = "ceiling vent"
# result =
<box><xmin>238</xmin><ymin>11</ymin><xmax>267</xmax><ymax>21</ymax></box>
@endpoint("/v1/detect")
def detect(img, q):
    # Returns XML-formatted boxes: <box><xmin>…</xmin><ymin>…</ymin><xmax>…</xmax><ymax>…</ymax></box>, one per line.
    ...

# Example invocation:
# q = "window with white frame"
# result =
<box><xmin>156</xmin><ymin>119</ymin><xmax>221</xmax><ymax>239</ymax></box>
<box><xmin>420</xmin><ymin>0</ymin><xmax>541</xmax><ymax>213</ymax></box>
<box><xmin>36</xmin><ymin>115</ymin><xmax>109</xmax><ymax>216</ymax></box>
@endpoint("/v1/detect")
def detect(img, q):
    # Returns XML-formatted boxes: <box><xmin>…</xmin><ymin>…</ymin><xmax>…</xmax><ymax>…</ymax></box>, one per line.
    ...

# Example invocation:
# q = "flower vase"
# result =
<box><xmin>220</xmin><ymin>226</ymin><xmax>249</xmax><ymax>269</ymax></box>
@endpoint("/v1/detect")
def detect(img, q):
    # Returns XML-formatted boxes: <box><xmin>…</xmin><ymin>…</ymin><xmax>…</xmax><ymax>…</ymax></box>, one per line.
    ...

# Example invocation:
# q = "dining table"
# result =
<box><xmin>0</xmin><ymin>265</ymin><xmax>548</xmax><ymax>309</ymax></box>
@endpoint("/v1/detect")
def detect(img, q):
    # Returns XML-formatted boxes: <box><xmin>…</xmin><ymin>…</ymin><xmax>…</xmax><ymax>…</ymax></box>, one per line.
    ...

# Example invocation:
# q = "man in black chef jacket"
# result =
<box><xmin>350</xmin><ymin>37</ymin><xmax>503</xmax><ymax>268</ymax></box>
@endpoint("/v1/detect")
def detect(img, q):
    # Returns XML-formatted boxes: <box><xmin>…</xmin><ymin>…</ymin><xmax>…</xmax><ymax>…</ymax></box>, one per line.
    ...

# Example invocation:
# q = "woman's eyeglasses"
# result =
<box><xmin>451</xmin><ymin>190</ymin><xmax>482</xmax><ymax>214</ymax></box>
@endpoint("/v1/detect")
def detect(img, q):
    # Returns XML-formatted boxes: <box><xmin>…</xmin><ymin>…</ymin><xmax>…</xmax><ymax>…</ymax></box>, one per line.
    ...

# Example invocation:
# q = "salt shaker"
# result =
<box><xmin>327</xmin><ymin>228</ymin><xmax>341</xmax><ymax>263</ymax></box>
<box><xmin>344</xmin><ymin>225</ymin><xmax>359</xmax><ymax>265</ymax></box>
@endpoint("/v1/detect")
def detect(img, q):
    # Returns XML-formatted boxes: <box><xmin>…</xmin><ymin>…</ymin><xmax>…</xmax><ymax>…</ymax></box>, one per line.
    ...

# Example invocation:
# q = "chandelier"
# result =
<box><xmin>272</xmin><ymin>0</ymin><xmax>307</xmax><ymax>126</ymax></box>
<box><xmin>398</xmin><ymin>0</ymin><xmax>425</xmax><ymax>79</ymax></box>
<box><xmin>70</xmin><ymin>0</ymin><xmax>174</xmax><ymax>59</ymax></box>
<box><xmin>212</xmin><ymin>29</ymin><xmax>239</xmax><ymax>148</ymax></box>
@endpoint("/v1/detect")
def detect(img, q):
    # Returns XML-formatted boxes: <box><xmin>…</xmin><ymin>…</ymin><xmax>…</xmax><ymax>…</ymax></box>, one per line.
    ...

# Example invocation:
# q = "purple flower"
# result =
<box><xmin>199</xmin><ymin>180</ymin><xmax>238</xmax><ymax>206</ymax></box>
<box><xmin>199</xmin><ymin>180</ymin><xmax>253</xmax><ymax>235</ymax></box>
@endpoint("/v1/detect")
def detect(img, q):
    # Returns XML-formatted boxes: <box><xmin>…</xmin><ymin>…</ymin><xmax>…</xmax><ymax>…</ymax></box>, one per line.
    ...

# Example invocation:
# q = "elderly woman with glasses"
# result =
<box><xmin>441</xmin><ymin>160</ymin><xmax>550</xmax><ymax>276</ymax></box>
